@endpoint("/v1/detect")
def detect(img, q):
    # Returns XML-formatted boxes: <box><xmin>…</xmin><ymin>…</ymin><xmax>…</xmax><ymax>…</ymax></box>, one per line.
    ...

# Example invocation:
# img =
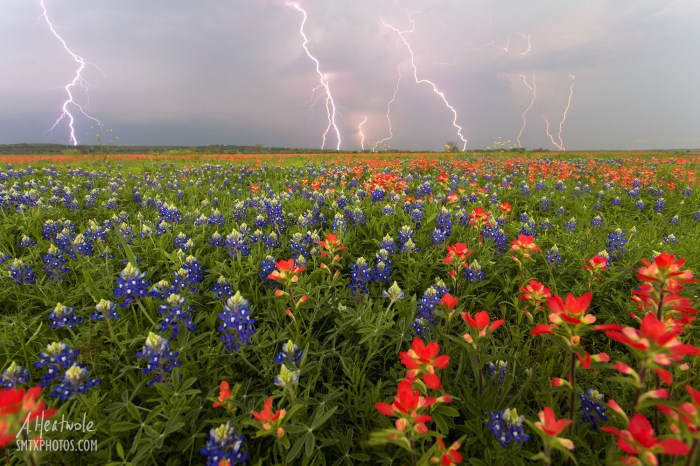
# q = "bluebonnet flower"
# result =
<box><xmin>436</xmin><ymin>206</ymin><xmax>453</xmax><ymax>235</ymax></box>
<box><xmin>172</xmin><ymin>255</ymin><xmax>204</xmax><ymax>293</ymax></box>
<box><xmin>593</xmin><ymin>202</ymin><xmax>602</xmax><ymax>211</ymax></box>
<box><xmin>670</xmin><ymin>215</ymin><xmax>680</xmax><ymax>225</ymax></box>
<box><xmin>348</xmin><ymin>257</ymin><xmax>372</xmax><ymax>295</ymax></box>
<box><xmin>0</xmin><ymin>253</ymin><xmax>9</xmax><ymax>265</ymax></box>
<box><xmin>578</xmin><ymin>388</ymin><xmax>608</xmax><ymax>431</ymax></box>
<box><xmin>349</xmin><ymin>206</ymin><xmax>366</xmax><ymax>226</ymax></box>
<box><xmin>136</xmin><ymin>332</ymin><xmax>182</xmax><ymax>386</ymax></box>
<box><xmin>487</xmin><ymin>408</ymin><xmax>530</xmax><ymax>447</ymax></box>
<box><xmin>118</xmin><ymin>222</ymin><xmax>136</xmax><ymax>244</ymax></box>
<box><xmin>194</xmin><ymin>214</ymin><xmax>207</xmax><ymax>227</ymax></box>
<box><xmin>218</xmin><ymin>291</ymin><xmax>256</xmax><ymax>352</ymax></box>
<box><xmin>591</xmin><ymin>215</ymin><xmax>603</xmax><ymax>228</ymax></box>
<box><xmin>173</xmin><ymin>232</ymin><xmax>190</xmax><ymax>250</ymax></box>
<box><xmin>0</xmin><ymin>362</ymin><xmax>30</xmax><ymax>388</ymax></box>
<box><xmin>225</xmin><ymin>229</ymin><xmax>251</xmax><ymax>257</ymax></box>
<box><xmin>149</xmin><ymin>280</ymin><xmax>172</xmax><ymax>300</ymax></box>
<box><xmin>634</xmin><ymin>199</ymin><xmax>645</xmax><ymax>211</ymax></box>
<box><xmin>463</xmin><ymin>260</ymin><xmax>485</xmax><ymax>283</ymax></box>
<box><xmin>372</xmin><ymin>259</ymin><xmax>392</xmax><ymax>284</ymax></box>
<box><xmin>274</xmin><ymin>340</ymin><xmax>303</xmax><ymax>365</ymax></box>
<box><xmin>331</xmin><ymin>212</ymin><xmax>347</xmax><ymax>232</ymax></box>
<box><xmin>695</xmin><ymin>210</ymin><xmax>700</xmax><ymax>222</ymax></box>
<box><xmin>212</xmin><ymin>276</ymin><xmax>235</xmax><ymax>299</ymax></box>
<box><xmin>90</xmin><ymin>299</ymin><xmax>120</xmax><ymax>320</ymax></box>
<box><xmin>555</xmin><ymin>180</ymin><xmax>566</xmax><ymax>191</ymax></box>
<box><xmin>34</xmin><ymin>342</ymin><xmax>80</xmax><ymax>387</ymax></box>
<box><xmin>18</xmin><ymin>234</ymin><xmax>37</xmax><ymax>248</ymax></box>
<box><xmin>382</xmin><ymin>280</ymin><xmax>405</xmax><ymax>303</ymax></box>
<box><xmin>410</xmin><ymin>208</ymin><xmax>423</xmax><ymax>226</ymax></box>
<box><xmin>681</xmin><ymin>187</ymin><xmax>692</xmax><ymax>196</ymax></box>
<box><xmin>50</xmin><ymin>364</ymin><xmax>101</xmax><ymax>401</ymax></box>
<box><xmin>606</xmin><ymin>228</ymin><xmax>627</xmax><ymax>260</ymax></box>
<box><xmin>200</xmin><ymin>423</ymin><xmax>248</xmax><ymax>465</ymax></box>
<box><xmin>207</xmin><ymin>208</ymin><xmax>226</xmax><ymax>227</ymax></box>
<box><xmin>539</xmin><ymin>218</ymin><xmax>554</xmax><ymax>231</ymax></box>
<box><xmin>158</xmin><ymin>294</ymin><xmax>195</xmax><ymax>338</ymax></box>
<box><xmin>371</xmin><ymin>186</ymin><xmax>385</xmax><ymax>202</ymax></box>
<box><xmin>611</xmin><ymin>196</ymin><xmax>621</xmax><ymax>206</ymax></box>
<box><xmin>519</xmin><ymin>182</ymin><xmax>530</xmax><ymax>194</ymax></box>
<box><xmin>411</xmin><ymin>282</ymin><xmax>448</xmax><ymax>337</ymax></box>
<box><xmin>274</xmin><ymin>364</ymin><xmax>299</xmax><ymax>390</ymax></box>
<box><xmin>540</xmin><ymin>197</ymin><xmax>550</xmax><ymax>211</ymax></box>
<box><xmin>486</xmin><ymin>360</ymin><xmax>508</xmax><ymax>385</ymax></box>
<box><xmin>258</xmin><ymin>255</ymin><xmax>277</xmax><ymax>287</ymax></box>
<box><xmin>155</xmin><ymin>220</ymin><xmax>169</xmax><ymax>236</ymax></box>
<box><xmin>556</xmin><ymin>206</ymin><xmax>566</xmax><ymax>216</ymax></box>
<box><xmin>114</xmin><ymin>263</ymin><xmax>150</xmax><ymax>307</ymax></box>
<box><xmin>9</xmin><ymin>259</ymin><xmax>36</xmax><ymax>285</ymax></box>
<box><xmin>382</xmin><ymin>204</ymin><xmax>394</xmax><ymax>215</ymax></box>
<box><xmin>480</xmin><ymin>225</ymin><xmax>509</xmax><ymax>254</ymax></box>
<box><xmin>663</xmin><ymin>234</ymin><xmax>677</xmax><ymax>243</ymax></box>
<box><xmin>654</xmin><ymin>198</ymin><xmax>666</xmax><ymax>213</ymax></box>
<box><xmin>263</xmin><ymin>231</ymin><xmax>282</xmax><ymax>250</ymax></box>
<box><xmin>72</xmin><ymin>234</ymin><xmax>93</xmax><ymax>256</ymax></box>
<box><xmin>546</xmin><ymin>245</ymin><xmax>563</xmax><ymax>265</ymax></box>
<box><xmin>518</xmin><ymin>213</ymin><xmax>530</xmax><ymax>223</ymax></box>
<box><xmin>430</xmin><ymin>227</ymin><xmax>449</xmax><ymax>245</ymax></box>
<box><xmin>49</xmin><ymin>303</ymin><xmax>84</xmax><ymax>330</ymax></box>
<box><xmin>42</xmin><ymin>244</ymin><xmax>69</xmax><ymax>282</ymax></box>
<box><xmin>209</xmin><ymin>231</ymin><xmax>224</xmax><ymax>247</ymax></box>
<box><xmin>397</xmin><ymin>225</ymin><xmax>414</xmax><ymax>247</ymax></box>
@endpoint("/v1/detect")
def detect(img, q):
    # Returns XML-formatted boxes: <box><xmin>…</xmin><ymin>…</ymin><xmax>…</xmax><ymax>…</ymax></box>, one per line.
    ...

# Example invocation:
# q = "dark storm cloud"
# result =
<box><xmin>0</xmin><ymin>0</ymin><xmax>698</xmax><ymax>150</ymax></box>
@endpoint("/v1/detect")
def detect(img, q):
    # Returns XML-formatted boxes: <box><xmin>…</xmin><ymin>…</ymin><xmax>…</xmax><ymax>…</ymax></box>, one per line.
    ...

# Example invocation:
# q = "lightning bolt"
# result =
<box><xmin>544</xmin><ymin>74</ymin><xmax>575</xmax><ymax>151</ymax></box>
<box><xmin>39</xmin><ymin>0</ymin><xmax>103</xmax><ymax>146</ymax></box>
<box><xmin>287</xmin><ymin>2</ymin><xmax>341</xmax><ymax>150</ymax></box>
<box><xmin>383</xmin><ymin>17</ymin><xmax>468</xmax><ymax>151</ymax></box>
<box><xmin>357</xmin><ymin>116</ymin><xmax>368</xmax><ymax>151</ymax></box>
<box><xmin>517</xmin><ymin>74</ymin><xmax>536</xmax><ymax>148</ymax></box>
<box><xmin>370</xmin><ymin>67</ymin><xmax>402</xmax><ymax>152</ymax></box>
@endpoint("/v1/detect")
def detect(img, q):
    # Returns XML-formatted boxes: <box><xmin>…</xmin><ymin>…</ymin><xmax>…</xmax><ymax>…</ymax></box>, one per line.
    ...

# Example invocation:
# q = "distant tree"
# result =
<box><xmin>445</xmin><ymin>141</ymin><xmax>459</xmax><ymax>153</ymax></box>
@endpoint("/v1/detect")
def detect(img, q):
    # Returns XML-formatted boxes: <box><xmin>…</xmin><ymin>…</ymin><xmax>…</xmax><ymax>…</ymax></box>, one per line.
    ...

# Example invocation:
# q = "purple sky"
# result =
<box><xmin>1</xmin><ymin>0</ymin><xmax>699</xmax><ymax>151</ymax></box>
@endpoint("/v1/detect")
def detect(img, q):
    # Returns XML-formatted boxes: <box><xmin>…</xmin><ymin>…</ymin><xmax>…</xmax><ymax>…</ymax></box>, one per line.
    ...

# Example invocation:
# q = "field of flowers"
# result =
<box><xmin>0</xmin><ymin>153</ymin><xmax>699</xmax><ymax>465</ymax></box>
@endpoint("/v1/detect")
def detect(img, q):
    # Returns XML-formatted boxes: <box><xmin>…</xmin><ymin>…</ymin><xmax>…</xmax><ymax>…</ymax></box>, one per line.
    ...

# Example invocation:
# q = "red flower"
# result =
<box><xmin>375</xmin><ymin>379</ymin><xmax>438</xmax><ymax>434</ymax></box>
<box><xmin>498</xmin><ymin>201</ymin><xmax>513</xmax><ymax>215</ymax></box>
<box><xmin>510</xmin><ymin>234</ymin><xmax>541</xmax><ymax>259</ymax></box>
<box><xmin>443</xmin><ymin>243</ymin><xmax>472</xmax><ymax>264</ymax></box>
<box><xmin>531</xmin><ymin>323</ymin><xmax>556</xmax><ymax>335</ymax></box>
<box><xmin>432</xmin><ymin>438</ymin><xmax>463</xmax><ymax>466</ymax></box>
<box><xmin>252</xmin><ymin>396</ymin><xmax>286</xmax><ymax>438</ymax></box>
<box><xmin>212</xmin><ymin>381</ymin><xmax>232</xmax><ymax>409</ymax></box>
<box><xmin>440</xmin><ymin>293</ymin><xmax>459</xmax><ymax>310</ymax></box>
<box><xmin>602</xmin><ymin>413</ymin><xmax>689</xmax><ymax>460</ymax></box>
<box><xmin>0</xmin><ymin>386</ymin><xmax>57</xmax><ymax>448</ymax></box>
<box><xmin>462</xmin><ymin>311</ymin><xmax>504</xmax><ymax>337</ymax></box>
<box><xmin>519</xmin><ymin>280</ymin><xmax>552</xmax><ymax>305</ymax></box>
<box><xmin>546</xmin><ymin>292</ymin><xmax>595</xmax><ymax>326</ymax></box>
<box><xmin>400</xmin><ymin>338</ymin><xmax>450</xmax><ymax>389</ymax></box>
<box><xmin>268</xmin><ymin>259</ymin><xmax>306</xmax><ymax>283</ymax></box>
<box><xmin>584</xmin><ymin>254</ymin><xmax>608</xmax><ymax>274</ymax></box>
<box><xmin>604</xmin><ymin>312</ymin><xmax>700</xmax><ymax>365</ymax></box>
<box><xmin>636</xmin><ymin>253</ymin><xmax>694</xmax><ymax>285</ymax></box>
<box><xmin>467</xmin><ymin>207</ymin><xmax>492</xmax><ymax>227</ymax></box>
<box><xmin>533</xmin><ymin>407</ymin><xmax>574</xmax><ymax>450</ymax></box>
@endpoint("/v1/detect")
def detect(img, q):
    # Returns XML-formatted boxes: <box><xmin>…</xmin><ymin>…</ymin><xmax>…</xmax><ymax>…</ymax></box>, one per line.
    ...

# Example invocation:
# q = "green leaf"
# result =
<box><xmin>304</xmin><ymin>432</ymin><xmax>316</xmax><ymax>458</ymax></box>
<box><xmin>110</xmin><ymin>421</ymin><xmax>139</xmax><ymax>433</ymax></box>
<box><xmin>311</xmin><ymin>405</ymin><xmax>338</xmax><ymax>429</ymax></box>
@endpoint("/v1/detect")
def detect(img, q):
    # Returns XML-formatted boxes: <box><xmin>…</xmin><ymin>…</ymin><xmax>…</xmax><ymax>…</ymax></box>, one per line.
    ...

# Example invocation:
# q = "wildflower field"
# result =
<box><xmin>1</xmin><ymin>152</ymin><xmax>699</xmax><ymax>465</ymax></box>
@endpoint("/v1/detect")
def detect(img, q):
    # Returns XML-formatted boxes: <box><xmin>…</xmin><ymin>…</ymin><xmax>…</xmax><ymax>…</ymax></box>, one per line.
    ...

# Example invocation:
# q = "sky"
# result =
<box><xmin>1</xmin><ymin>0</ymin><xmax>699</xmax><ymax>151</ymax></box>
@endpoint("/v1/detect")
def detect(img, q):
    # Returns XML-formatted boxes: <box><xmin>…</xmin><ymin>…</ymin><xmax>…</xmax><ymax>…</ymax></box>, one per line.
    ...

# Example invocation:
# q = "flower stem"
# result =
<box><xmin>543</xmin><ymin>442</ymin><xmax>551</xmax><ymax>466</ymax></box>
<box><xmin>630</xmin><ymin>366</ymin><xmax>648</xmax><ymax>416</ymax></box>
<box><xmin>568</xmin><ymin>351</ymin><xmax>576</xmax><ymax>436</ymax></box>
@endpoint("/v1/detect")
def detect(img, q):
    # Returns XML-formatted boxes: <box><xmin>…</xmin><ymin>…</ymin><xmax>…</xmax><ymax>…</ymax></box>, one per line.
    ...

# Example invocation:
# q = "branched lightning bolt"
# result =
<box><xmin>544</xmin><ymin>74</ymin><xmax>575</xmax><ymax>151</ymax></box>
<box><xmin>370</xmin><ymin>67</ymin><xmax>402</xmax><ymax>152</ymax></box>
<box><xmin>357</xmin><ymin>116</ymin><xmax>368</xmax><ymax>151</ymax></box>
<box><xmin>287</xmin><ymin>2</ymin><xmax>341</xmax><ymax>150</ymax></box>
<box><xmin>517</xmin><ymin>74</ymin><xmax>536</xmax><ymax>148</ymax></box>
<box><xmin>40</xmin><ymin>0</ymin><xmax>103</xmax><ymax>145</ymax></box>
<box><xmin>383</xmin><ymin>18</ymin><xmax>468</xmax><ymax>151</ymax></box>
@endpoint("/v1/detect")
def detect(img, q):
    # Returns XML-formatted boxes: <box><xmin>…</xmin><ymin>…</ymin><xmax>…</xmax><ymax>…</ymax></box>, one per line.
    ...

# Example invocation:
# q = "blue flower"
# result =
<box><xmin>212</xmin><ymin>276</ymin><xmax>235</xmax><ymax>299</ymax></box>
<box><xmin>199</xmin><ymin>423</ymin><xmax>248</xmax><ymax>466</ymax></box>
<box><xmin>606</xmin><ymin>228</ymin><xmax>627</xmax><ymax>260</ymax></box>
<box><xmin>158</xmin><ymin>293</ymin><xmax>195</xmax><ymax>338</ymax></box>
<box><xmin>218</xmin><ymin>291</ymin><xmax>256</xmax><ymax>352</ymax></box>
<box><xmin>348</xmin><ymin>257</ymin><xmax>372</xmax><ymax>295</ymax></box>
<box><xmin>114</xmin><ymin>263</ymin><xmax>150</xmax><ymax>307</ymax></box>
<box><xmin>34</xmin><ymin>342</ymin><xmax>80</xmax><ymax>387</ymax></box>
<box><xmin>564</xmin><ymin>217</ymin><xmax>577</xmax><ymax>232</ymax></box>
<box><xmin>136</xmin><ymin>332</ymin><xmax>181</xmax><ymax>386</ymax></box>
<box><xmin>274</xmin><ymin>340</ymin><xmax>303</xmax><ymax>365</ymax></box>
<box><xmin>487</xmin><ymin>408</ymin><xmax>530</xmax><ymax>447</ymax></box>
<box><xmin>486</xmin><ymin>360</ymin><xmax>508</xmax><ymax>385</ymax></box>
<box><xmin>50</xmin><ymin>364</ymin><xmax>101</xmax><ymax>401</ymax></box>
<box><xmin>258</xmin><ymin>255</ymin><xmax>277</xmax><ymax>288</ymax></box>
<box><xmin>463</xmin><ymin>260</ymin><xmax>485</xmax><ymax>283</ymax></box>
<box><xmin>90</xmin><ymin>299</ymin><xmax>120</xmax><ymax>320</ymax></box>
<box><xmin>0</xmin><ymin>362</ymin><xmax>30</xmax><ymax>388</ymax></box>
<box><xmin>578</xmin><ymin>388</ymin><xmax>608</xmax><ymax>431</ymax></box>
<box><xmin>8</xmin><ymin>259</ymin><xmax>36</xmax><ymax>285</ymax></box>
<box><xmin>590</xmin><ymin>215</ymin><xmax>603</xmax><ymax>228</ymax></box>
<box><xmin>42</xmin><ymin>244</ymin><xmax>69</xmax><ymax>282</ymax></box>
<box><xmin>545</xmin><ymin>245</ymin><xmax>563</xmax><ymax>265</ymax></box>
<box><xmin>49</xmin><ymin>303</ymin><xmax>84</xmax><ymax>330</ymax></box>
